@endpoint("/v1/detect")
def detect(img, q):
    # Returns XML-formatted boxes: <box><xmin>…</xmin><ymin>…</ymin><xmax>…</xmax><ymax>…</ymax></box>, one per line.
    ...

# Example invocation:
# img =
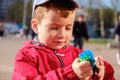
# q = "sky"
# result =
<box><xmin>76</xmin><ymin>0</ymin><xmax>120</xmax><ymax>12</ymax></box>
<box><xmin>102</xmin><ymin>0</ymin><xmax>113</xmax><ymax>8</ymax></box>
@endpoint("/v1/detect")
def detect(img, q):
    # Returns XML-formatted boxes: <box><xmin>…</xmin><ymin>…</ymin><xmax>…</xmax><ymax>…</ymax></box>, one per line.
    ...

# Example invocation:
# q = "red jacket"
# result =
<box><xmin>12</xmin><ymin>40</ymin><xmax>115</xmax><ymax>80</ymax></box>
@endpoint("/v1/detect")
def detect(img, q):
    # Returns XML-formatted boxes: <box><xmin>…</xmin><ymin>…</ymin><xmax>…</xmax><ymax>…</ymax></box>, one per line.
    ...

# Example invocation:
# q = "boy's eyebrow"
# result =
<box><xmin>49</xmin><ymin>23</ymin><xmax>73</xmax><ymax>26</ymax></box>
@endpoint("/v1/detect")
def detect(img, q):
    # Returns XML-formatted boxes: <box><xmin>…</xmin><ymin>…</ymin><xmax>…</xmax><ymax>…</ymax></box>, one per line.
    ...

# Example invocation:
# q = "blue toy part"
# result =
<box><xmin>79</xmin><ymin>50</ymin><xmax>95</xmax><ymax>68</ymax></box>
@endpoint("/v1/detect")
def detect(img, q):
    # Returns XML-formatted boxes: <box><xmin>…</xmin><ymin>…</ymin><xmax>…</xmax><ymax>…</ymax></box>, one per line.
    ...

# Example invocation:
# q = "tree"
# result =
<box><xmin>6</xmin><ymin>2</ymin><xmax>23</xmax><ymax>23</ymax></box>
<box><xmin>5</xmin><ymin>0</ymin><xmax>32</xmax><ymax>25</ymax></box>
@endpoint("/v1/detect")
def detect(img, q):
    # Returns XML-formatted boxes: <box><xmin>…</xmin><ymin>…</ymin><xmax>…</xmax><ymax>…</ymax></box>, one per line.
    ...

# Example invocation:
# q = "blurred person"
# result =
<box><xmin>0</xmin><ymin>20</ymin><xmax>4</xmax><ymax>37</ymax></box>
<box><xmin>24</xmin><ymin>26</ymin><xmax>30</xmax><ymax>39</ymax></box>
<box><xmin>30</xmin><ymin>28</ymin><xmax>36</xmax><ymax>40</ymax></box>
<box><xmin>12</xmin><ymin>0</ymin><xmax>115</xmax><ymax>80</ymax></box>
<box><xmin>115</xmin><ymin>15</ymin><xmax>120</xmax><ymax>36</ymax></box>
<box><xmin>73</xmin><ymin>14</ymin><xmax>89</xmax><ymax>49</ymax></box>
<box><xmin>115</xmin><ymin>15</ymin><xmax>120</xmax><ymax>65</ymax></box>
<box><xmin>19</xmin><ymin>29</ymin><xmax>24</xmax><ymax>38</ymax></box>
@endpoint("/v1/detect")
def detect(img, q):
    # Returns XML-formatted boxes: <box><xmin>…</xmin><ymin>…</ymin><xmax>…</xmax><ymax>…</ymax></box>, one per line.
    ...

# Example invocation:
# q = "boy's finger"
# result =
<box><xmin>95</xmin><ymin>56</ymin><xmax>103</xmax><ymax>61</ymax></box>
<box><xmin>95</xmin><ymin>56</ymin><xmax>104</xmax><ymax>66</ymax></box>
<box><xmin>80</xmin><ymin>61</ymin><xmax>91</xmax><ymax>69</ymax></box>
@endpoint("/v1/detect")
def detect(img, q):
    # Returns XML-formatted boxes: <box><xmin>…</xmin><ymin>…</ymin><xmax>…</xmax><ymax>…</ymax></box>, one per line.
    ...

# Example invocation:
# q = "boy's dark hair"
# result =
<box><xmin>35</xmin><ymin>0</ymin><xmax>78</xmax><ymax>11</ymax></box>
<box><xmin>33</xmin><ymin>0</ymin><xmax>79</xmax><ymax>23</ymax></box>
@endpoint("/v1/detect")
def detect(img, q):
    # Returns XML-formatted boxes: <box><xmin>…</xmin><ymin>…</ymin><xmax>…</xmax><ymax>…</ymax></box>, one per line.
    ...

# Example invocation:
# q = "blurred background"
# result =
<box><xmin>0</xmin><ymin>0</ymin><xmax>120</xmax><ymax>38</ymax></box>
<box><xmin>0</xmin><ymin>0</ymin><xmax>120</xmax><ymax>80</ymax></box>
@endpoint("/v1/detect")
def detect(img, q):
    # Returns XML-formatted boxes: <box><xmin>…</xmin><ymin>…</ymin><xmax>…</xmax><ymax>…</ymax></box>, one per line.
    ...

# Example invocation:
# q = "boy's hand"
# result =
<box><xmin>72</xmin><ymin>58</ymin><xmax>93</xmax><ymax>80</ymax></box>
<box><xmin>94</xmin><ymin>56</ymin><xmax>105</xmax><ymax>80</ymax></box>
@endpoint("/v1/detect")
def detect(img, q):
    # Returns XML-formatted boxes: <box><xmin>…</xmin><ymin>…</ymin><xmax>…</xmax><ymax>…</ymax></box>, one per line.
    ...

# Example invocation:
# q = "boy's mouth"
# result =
<box><xmin>55</xmin><ymin>41</ymin><xmax>65</xmax><ymax>45</ymax></box>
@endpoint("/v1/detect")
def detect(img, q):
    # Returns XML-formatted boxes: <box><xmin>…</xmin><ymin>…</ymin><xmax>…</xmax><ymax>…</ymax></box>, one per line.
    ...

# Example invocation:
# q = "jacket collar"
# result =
<box><xmin>23</xmin><ymin>40</ymin><xmax>72</xmax><ymax>54</ymax></box>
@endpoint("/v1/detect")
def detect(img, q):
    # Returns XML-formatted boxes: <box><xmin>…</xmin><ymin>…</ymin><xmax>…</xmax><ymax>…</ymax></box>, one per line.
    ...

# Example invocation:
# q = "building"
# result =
<box><xmin>0</xmin><ymin>0</ymin><xmax>5</xmax><ymax>20</ymax></box>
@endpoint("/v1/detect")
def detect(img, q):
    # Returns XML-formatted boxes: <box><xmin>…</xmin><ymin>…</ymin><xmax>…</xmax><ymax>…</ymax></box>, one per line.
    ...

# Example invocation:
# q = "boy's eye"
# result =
<box><xmin>66</xmin><ymin>27</ymin><xmax>72</xmax><ymax>30</ymax></box>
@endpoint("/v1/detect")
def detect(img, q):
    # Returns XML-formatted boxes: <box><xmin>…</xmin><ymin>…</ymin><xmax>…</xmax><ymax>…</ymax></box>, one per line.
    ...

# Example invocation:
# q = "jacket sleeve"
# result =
<box><xmin>35</xmin><ymin>66</ymin><xmax>79</xmax><ymax>80</ymax></box>
<box><xmin>103</xmin><ymin>61</ymin><xmax>115</xmax><ymax>80</ymax></box>
<box><xmin>92</xmin><ymin>61</ymin><xmax>115</xmax><ymax>80</ymax></box>
<box><xmin>12</xmin><ymin>50</ymin><xmax>79</xmax><ymax>80</ymax></box>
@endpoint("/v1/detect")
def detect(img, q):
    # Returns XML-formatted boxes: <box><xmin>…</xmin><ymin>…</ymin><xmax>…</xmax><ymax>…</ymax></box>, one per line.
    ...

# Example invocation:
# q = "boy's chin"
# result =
<box><xmin>51</xmin><ymin>46</ymin><xmax>65</xmax><ymax>50</ymax></box>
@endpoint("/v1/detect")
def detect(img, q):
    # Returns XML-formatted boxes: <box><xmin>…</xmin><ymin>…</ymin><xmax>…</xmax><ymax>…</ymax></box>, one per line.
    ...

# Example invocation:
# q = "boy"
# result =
<box><xmin>12</xmin><ymin>0</ymin><xmax>115</xmax><ymax>80</ymax></box>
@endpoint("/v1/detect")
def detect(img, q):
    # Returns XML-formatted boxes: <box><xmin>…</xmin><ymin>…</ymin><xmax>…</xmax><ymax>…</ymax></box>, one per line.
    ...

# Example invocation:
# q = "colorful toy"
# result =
<box><xmin>79</xmin><ymin>50</ymin><xmax>99</xmax><ymax>74</ymax></box>
<box><xmin>79</xmin><ymin>50</ymin><xmax>95</xmax><ymax>68</ymax></box>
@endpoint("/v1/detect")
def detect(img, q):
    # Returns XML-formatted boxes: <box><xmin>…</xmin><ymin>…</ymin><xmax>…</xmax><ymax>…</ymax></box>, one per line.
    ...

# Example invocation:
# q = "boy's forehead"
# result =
<box><xmin>32</xmin><ymin>0</ymin><xmax>80</xmax><ymax>16</ymax></box>
<box><xmin>42</xmin><ymin>10</ymin><xmax>75</xmax><ymax>24</ymax></box>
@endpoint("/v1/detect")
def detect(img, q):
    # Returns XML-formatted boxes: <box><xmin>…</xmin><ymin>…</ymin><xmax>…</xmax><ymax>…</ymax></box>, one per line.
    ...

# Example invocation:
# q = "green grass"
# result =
<box><xmin>85</xmin><ymin>39</ymin><xmax>108</xmax><ymax>45</ymax></box>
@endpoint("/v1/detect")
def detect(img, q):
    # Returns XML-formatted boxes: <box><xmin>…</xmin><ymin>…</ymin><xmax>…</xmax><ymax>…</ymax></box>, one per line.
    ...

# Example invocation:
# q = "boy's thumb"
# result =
<box><xmin>74</xmin><ymin>58</ymin><xmax>80</xmax><ymax>62</ymax></box>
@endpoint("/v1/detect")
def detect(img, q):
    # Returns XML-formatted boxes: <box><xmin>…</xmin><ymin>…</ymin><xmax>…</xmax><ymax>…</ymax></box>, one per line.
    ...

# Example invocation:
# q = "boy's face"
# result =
<box><xmin>32</xmin><ymin>8</ymin><xmax>75</xmax><ymax>50</ymax></box>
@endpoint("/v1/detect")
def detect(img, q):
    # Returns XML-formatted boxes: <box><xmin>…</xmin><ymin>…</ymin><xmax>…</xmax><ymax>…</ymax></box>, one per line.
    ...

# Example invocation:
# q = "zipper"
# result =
<box><xmin>54</xmin><ymin>51</ymin><xmax>64</xmax><ymax>67</ymax></box>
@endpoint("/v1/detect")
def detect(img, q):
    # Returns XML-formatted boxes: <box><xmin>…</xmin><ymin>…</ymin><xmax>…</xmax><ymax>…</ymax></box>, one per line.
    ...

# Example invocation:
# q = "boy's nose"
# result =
<box><xmin>57</xmin><ymin>29</ymin><xmax>66</xmax><ymax>38</ymax></box>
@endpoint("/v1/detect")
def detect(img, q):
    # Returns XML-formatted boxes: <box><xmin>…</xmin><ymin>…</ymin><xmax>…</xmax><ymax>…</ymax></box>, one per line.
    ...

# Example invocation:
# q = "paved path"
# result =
<box><xmin>0</xmin><ymin>35</ymin><xmax>120</xmax><ymax>80</ymax></box>
<box><xmin>0</xmin><ymin>35</ymin><xmax>26</xmax><ymax>80</ymax></box>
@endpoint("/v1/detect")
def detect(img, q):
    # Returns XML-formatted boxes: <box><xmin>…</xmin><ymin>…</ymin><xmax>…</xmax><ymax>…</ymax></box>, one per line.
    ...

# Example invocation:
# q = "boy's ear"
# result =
<box><xmin>31</xmin><ymin>19</ymin><xmax>38</xmax><ymax>34</ymax></box>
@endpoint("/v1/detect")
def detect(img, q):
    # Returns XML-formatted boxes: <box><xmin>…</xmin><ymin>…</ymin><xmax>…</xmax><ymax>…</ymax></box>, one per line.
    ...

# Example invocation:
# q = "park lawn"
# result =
<box><xmin>85</xmin><ymin>39</ymin><xmax>108</xmax><ymax>45</ymax></box>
